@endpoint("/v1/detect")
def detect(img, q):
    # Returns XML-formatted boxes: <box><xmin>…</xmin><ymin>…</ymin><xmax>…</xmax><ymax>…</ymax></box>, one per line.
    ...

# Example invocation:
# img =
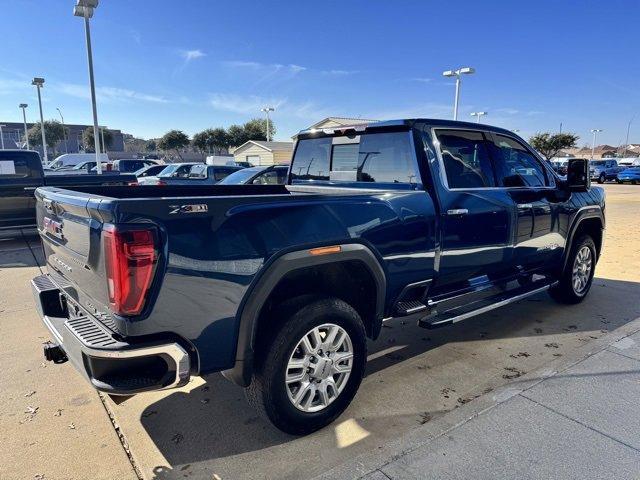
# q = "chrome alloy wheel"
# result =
<box><xmin>285</xmin><ymin>323</ymin><xmax>354</xmax><ymax>413</ymax></box>
<box><xmin>572</xmin><ymin>245</ymin><xmax>593</xmax><ymax>295</ymax></box>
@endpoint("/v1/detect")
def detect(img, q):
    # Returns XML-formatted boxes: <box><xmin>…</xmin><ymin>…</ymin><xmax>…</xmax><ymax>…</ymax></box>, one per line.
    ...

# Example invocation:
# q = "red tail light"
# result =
<box><xmin>103</xmin><ymin>226</ymin><xmax>158</xmax><ymax>316</ymax></box>
<box><xmin>156</xmin><ymin>180</ymin><xmax>167</xmax><ymax>186</ymax></box>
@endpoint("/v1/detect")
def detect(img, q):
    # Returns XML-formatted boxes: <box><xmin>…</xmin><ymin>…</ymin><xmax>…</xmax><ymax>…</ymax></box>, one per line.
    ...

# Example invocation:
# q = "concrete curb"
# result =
<box><xmin>313</xmin><ymin>315</ymin><xmax>640</xmax><ymax>480</ymax></box>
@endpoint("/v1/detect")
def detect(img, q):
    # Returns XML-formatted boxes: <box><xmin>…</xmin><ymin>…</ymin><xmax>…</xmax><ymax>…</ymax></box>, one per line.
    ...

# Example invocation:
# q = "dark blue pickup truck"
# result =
<box><xmin>31</xmin><ymin>119</ymin><xmax>604</xmax><ymax>434</ymax></box>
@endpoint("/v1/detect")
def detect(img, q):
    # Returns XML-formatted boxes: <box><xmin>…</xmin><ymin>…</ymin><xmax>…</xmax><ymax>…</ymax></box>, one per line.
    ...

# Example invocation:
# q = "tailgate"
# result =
<box><xmin>35</xmin><ymin>187</ymin><xmax>111</xmax><ymax>320</ymax></box>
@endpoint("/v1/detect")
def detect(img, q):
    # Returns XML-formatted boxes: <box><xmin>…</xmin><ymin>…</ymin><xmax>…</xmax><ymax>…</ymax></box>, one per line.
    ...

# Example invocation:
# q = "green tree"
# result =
<box><xmin>158</xmin><ymin>130</ymin><xmax>189</xmax><ymax>160</ymax></box>
<box><xmin>192</xmin><ymin>130</ymin><xmax>210</xmax><ymax>153</ymax></box>
<box><xmin>227</xmin><ymin>124</ymin><xmax>248</xmax><ymax>147</ymax></box>
<box><xmin>243</xmin><ymin>117</ymin><xmax>276</xmax><ymax>142</ymax></box>
<box><xmin>529</xmin><ymin>132</ymin><xmax>579</xmax><ymax>160</ymax></box>
<box><xmin>27</xmin><ymin>120</ymin><xmax>67</xmax><ymax>155</ymax></box>
<box><xmin>82</xmin><ymin>127</ymin><xmax>113</xmax><ymax>152</ymax></box>
<box><xmin>209</xmin><ymin>127</ymin><xmax>230</xmax><ymax>154</ymax></box>
<box><xmin>145</xmin><ymin>139</ymin><xmax>157</xmax><ymax>152</ymax></box>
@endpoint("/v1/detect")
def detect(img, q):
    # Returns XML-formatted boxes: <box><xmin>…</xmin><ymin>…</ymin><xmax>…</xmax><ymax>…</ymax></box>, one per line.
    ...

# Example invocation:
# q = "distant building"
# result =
<box><xmin>291</xmin><ymin>117</ymin><xmax>379</xmax><ymax>140</ymax></box>
<box><xmin>233</xmin><ymin>140</ymin><xmax>293</xmax><ymax>166</ymax></box>
<box><xmin>565</xmin><ymin>145</ymin><xmax>620</xmax><ymax>159</ymax></box>
<box><xmin>0</xmin><ymin>121</ymin><xmax>125</xmax><ymax>157</ymax></box>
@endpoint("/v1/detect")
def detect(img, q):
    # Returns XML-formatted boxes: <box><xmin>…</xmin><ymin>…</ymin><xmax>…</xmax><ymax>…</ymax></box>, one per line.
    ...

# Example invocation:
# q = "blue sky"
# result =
<box><xmin>0</xmin><ymin>0</ymin><xmax>638</xmax><ymax>146</ymax></box>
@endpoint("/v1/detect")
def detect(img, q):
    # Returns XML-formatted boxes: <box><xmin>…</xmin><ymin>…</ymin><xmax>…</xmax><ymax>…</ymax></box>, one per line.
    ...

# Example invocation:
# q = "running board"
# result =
<box><xmin>419</xmin><ymin>279</ymin><xmax>557</xmax><ymax>329</ymax></box>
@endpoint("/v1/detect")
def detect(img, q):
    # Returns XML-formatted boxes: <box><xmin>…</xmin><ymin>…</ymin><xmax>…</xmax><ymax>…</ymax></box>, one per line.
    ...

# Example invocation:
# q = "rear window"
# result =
<box><xmin>0</xmin><ymin>154</ymin><xmax>31</xmax><ymax>178</ymax></box>
<box><xmin>291</xmin><ymin>131</ymin><xmax>416</xmax><ymax>184</ymax></box>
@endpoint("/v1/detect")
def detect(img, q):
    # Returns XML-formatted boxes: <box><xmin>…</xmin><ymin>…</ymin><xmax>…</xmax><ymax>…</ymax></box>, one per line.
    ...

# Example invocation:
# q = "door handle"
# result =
<box><xmin>517</xmin><ymin>203</ymin><xmax>533</xmax><ymax>209</ymax></box>
<box><xmin>447</xmin><ymin>209</ymin><xmax>469</xmax><ymax>216</ymax></box>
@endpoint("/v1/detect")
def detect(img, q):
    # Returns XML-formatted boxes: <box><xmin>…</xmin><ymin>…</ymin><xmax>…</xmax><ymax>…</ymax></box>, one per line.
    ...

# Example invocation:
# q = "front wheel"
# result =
<box><xmin>549</xmin><ymin>235</ymin><xmax>596</xmax><ymax>304</ymax></box>
<box><xmin>598</xmin><ymin>173</ymin><xmax>606</xmax><ymax>184</ymax></box>
<box><xmin>245</xmin><ymin>297</ymin><xmax>367</xmax><ymax>435</ymax></box>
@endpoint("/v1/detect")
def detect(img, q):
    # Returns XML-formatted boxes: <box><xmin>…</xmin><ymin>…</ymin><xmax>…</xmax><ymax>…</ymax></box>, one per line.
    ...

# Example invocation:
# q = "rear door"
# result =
<box><xmin>430</xmin><ymin>128</ymin><xmax>516</xmax><ymax>292</ymax></box>
<box><xmin>0</xmin><ymin>152</ymin><xmax>41</xmax><ymax>229</ymax></box>
<box><xmin>488</xmin><ymin>133</ymin><xmax>562</xmax><ymax>271</ymax></box>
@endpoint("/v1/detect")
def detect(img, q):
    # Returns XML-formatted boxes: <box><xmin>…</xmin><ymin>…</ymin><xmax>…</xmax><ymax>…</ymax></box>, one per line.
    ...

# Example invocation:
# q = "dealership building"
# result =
<box><xmin>0</xmin><ymin>121</ymin><xmax>125</xmax><ymax>156</ymax></box>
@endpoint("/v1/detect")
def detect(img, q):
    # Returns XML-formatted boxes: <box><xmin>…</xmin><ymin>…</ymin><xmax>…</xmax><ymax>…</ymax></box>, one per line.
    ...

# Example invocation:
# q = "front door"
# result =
<box><xmin>488</xmin><ymin>133</ymin><xmax>563</xmax><ymax>271</ymax></box>
<box><xmin>430</xmin><ymin>129</ymin><xmax>516</xmax><ymax>293</ymax></box>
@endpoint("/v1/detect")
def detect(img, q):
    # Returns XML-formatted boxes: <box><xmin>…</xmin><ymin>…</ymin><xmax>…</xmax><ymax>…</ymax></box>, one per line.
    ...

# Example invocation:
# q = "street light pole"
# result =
<box><xmin>19</xmin><ymin>104</ymin><xmax>29</xmax><ymax>149</ymax></box>
<box><xmin>74</xmin><ymin>1</ymin><xmax>102</xmax><ymax>174</ymax></box>
<box><xmin>590</xmin><ymin>129</ymin><xmax>603</xmax><ymax>160</ymax></box>
<box><xmin>0</xmin><ymin>125</ymin><xmax>5</xmax><ymax>150</ymax></box>
<box><xmin>443</xmin><ymin>67</ymin><xmax>475</xmax><ymax>120</ymax></box>
<box><xmin>470</xmin><ymin>111</ymin><xmax>487</xmax><ymax>123</ymax></box>
<box><xmin>261</xmin><ymin>106</ymin><xmax>274</xmax><ymax>142</ymax></box>
<box><xmin>623</xmin><ymin>118</ymin><xmax>633</xmax><ymax>158</ymax></box>
<box><xmin>56</xmin><ymin>107</ymin><xmax>68</xmax><ymax>154</ymax></box>
<box><xmin>32</xmin><ymin>77</ymin><xmax>48</xmax><ymax>166</ymax></box>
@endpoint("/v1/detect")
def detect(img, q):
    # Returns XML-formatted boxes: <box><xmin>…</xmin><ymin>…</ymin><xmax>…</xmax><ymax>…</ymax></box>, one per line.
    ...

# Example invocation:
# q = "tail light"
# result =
<box><xmin>127</xmin><ymin>181</ymin><xmax>138</xmax><ymax>186</ymax></box>
<box><xmin>103</xmin><ymin>225</ymin><xmax>158</xmax><ymax>316</ymax></box>
<box><xmin>156</xmin><ymin>180</ymin><xmax>167</xmax><ymax>186</ymax></box>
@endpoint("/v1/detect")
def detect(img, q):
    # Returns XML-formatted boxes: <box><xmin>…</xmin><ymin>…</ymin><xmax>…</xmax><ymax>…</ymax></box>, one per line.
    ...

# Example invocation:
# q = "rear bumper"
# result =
<box><xmin>31</xmin><ymin>274</ymin><xmax>190</xmax><ymax>395</ymax></box>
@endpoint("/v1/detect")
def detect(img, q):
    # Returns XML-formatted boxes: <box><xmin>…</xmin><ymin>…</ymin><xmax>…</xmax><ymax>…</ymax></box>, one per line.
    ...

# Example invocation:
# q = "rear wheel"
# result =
<box><xmin>549</xmin><ymin>235</ymin><xmax>596</xmax><ymax>304</ymax></box>
<box><xmin>245</xmin><ymin>297</ymin><xmax>367</xmax><ymax>435</ymax></box>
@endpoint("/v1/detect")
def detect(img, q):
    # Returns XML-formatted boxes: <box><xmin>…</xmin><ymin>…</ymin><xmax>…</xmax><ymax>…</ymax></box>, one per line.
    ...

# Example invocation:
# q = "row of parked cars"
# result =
<box><xmin>551</xmin><ymin>157</ymin><xmax>640</xmax><ymax>184</ymax></box>
<box><xmin>44</xmin><ymin>153</ymin><xmax>291</xmax><ymax>186</ymax></box>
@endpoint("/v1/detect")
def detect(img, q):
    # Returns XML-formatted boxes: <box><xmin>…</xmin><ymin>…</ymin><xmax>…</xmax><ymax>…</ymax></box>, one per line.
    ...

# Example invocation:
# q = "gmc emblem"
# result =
<box><xmin>43</xmin><ymin>217</ymin><xmax>64</xmax><ymax>240</ymax></box>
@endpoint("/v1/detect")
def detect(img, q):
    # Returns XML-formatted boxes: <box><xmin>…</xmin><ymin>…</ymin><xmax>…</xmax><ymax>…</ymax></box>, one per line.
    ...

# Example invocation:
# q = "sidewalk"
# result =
<box><xmin>317</xmin><ymin>317</ymin><xmax>640</xmax><ymax>480</ymax></box>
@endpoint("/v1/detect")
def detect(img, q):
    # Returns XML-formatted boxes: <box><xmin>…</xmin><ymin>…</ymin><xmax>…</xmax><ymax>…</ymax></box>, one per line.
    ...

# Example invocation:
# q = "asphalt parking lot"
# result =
<box><xmin>1</xmin><ymin>183</ymin><xmax>638</xmax><ymax>480</ymax></box>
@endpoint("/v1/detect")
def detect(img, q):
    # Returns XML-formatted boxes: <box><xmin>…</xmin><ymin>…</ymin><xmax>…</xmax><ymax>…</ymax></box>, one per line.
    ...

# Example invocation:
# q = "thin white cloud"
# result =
<box><xmin>321</xmin><ymin>69</ymin><xmax>359</xmax><ymax>76</ymax></box>
<box><xmin>209</xmin><ymin>93</ymin><xmax>331</xmax><ymax>121</ymax></box>
<box><xmin>58</xmin><ymin>83</ymin><xmax>169</xmax><ymax>104</ymax></box>
<box><xmin>180</xmin><ymin>49</ymin><xmax>206</xmax><ymax>62</ymax></box>
<box><xmin>495</xmin><ymin>108</ymin><xmax>520</xmax><ymax>115</ymax></box>
<box><xmin>224</xmin><ymin>61</ymin><xmax>307</xmax><ymax>74</ymax></box>
<box><xmin>408</xmin><ymin>77</ymin><xmax>433</xmax><ymax>83</ymax></box>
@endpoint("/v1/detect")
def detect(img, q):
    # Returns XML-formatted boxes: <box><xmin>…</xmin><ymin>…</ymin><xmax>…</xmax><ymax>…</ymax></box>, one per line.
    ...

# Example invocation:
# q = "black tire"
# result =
<box><xmin>617</xmin><ymin>179</ymin><xmax>623</xmax><ymax>184</ymax></box>
<box><xmin>597</xmin><ymin>173</ymin><xmax>605</xmax><ymax>184</ymax></box>
<box><xmin>549</xmin><ymin>234</ymin><xmax>596</xmax><ymax>304</ymax></box>
<box><xmin>245</xmin><ymin>296</ymin><xmax>367</xmax><ymax>435</ymax></box>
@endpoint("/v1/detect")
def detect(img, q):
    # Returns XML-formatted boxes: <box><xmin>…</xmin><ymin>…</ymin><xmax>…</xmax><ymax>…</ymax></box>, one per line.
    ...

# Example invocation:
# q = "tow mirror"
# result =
<box><xmin>566</xmin><ymin>158</ymin><xmax>590</xmax><ymax>191</ymax></box>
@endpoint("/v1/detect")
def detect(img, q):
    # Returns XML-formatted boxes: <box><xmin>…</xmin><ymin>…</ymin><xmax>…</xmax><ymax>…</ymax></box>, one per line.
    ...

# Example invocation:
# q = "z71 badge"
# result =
<box><xmin>169</xmin><ymin>204</ymin><xmax>208</xmax><ymax>214</ymax></box>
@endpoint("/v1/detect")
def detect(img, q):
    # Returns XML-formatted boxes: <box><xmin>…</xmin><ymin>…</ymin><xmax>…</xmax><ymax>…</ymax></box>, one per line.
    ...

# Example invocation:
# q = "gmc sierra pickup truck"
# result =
<box><xmin>31</xmin><ymin>119</ymin><xmax>604</xmax><ymax>434</ymax></box>
<box><xmin>0</xmin><ymin>150</ymin><xmax>135</xmax><ymax>230</ymax></box>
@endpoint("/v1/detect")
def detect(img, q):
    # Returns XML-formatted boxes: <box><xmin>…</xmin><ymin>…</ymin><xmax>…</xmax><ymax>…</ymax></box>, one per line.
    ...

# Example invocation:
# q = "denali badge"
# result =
<box><xmin>169</xmin><ymin>204</ymin><xmax>208</xmax><ymax>214</ymax></box>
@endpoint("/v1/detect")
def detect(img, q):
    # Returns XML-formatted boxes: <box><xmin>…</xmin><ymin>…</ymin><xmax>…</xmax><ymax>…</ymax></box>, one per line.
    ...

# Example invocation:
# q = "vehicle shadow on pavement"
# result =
<box><xmin>139</xmin><ymin>276</ymin><xmax>639</xmax><ymax>479</ymax></box>
<box><xmin>0</xmin><ymin>231</ymin><xmax>43</xmax><ymax>269</ymax></box>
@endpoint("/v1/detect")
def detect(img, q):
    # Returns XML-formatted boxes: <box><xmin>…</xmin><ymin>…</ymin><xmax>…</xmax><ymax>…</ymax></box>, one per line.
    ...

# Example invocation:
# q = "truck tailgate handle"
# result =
<box><xmin>447</xmin><ymin>209</ymin><xmax>469</xmax><ymax>216</ymax></box>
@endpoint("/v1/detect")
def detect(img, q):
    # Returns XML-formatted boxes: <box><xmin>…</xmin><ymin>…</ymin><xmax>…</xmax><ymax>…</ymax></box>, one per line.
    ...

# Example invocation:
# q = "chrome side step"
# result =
<box><xmin>420</xmin><ymin>280</ymin><xmax>557</xmax><ymax>328</ymax></box>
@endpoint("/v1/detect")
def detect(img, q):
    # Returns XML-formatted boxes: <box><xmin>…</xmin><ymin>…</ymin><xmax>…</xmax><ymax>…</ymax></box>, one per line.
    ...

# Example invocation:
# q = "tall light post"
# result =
<box><xmin>590</xmin><ymin>129</ymin><xmax>603</xmax><ymax>160</ymax></box>
<box><xmin>56</xmin><ymin>107</ymin><xmax>68</xmax><ymax>154</ymax></box>
<box><xmin>623</xmin><ymin>117</ymin><xmax>633</xmax><ymax>158</ymax></box>
<box><xmin>74</xmin><ymin>0</ymin><xmax>102</xmax><ymax>174</ymax></box>
<box><xmin>19</xmin><ymin>104</ymin><xmax>29</xmax><ymax>149</ymax></box>
<box><xmin>0</xmin><ymin>125</ymin><xmax>5</xmax><ymax>150</ymax></box>
<box><xmin>470</xmin><ymin>111</ymin><xmax>487</xmax><ymax>123</ymax></box>
<box><xmin>261</xmin><ymin>106</ymin><xmax>274</xmax><ymax>141</ymax></box>
<box><xmin>31</xmin><ymin>77</ymin><xmax>48</xmax><ymax>165</ymax></box>
<box><xmin>443</xmin><ymin>67</ymin><xmax>475</xmax><ymax>120</ymax></box>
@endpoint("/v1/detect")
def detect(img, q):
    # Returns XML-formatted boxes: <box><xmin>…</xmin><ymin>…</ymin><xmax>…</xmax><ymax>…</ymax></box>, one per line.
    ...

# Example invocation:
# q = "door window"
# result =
<box><xmin>435</xmin><ymin>130</ymin><xmax>495</xmax><ymax>188</ymax></box>
<box><xmin>492</xmin><ymin>135</ymin><xmax>548</xmax><ymax>187</ymax></box>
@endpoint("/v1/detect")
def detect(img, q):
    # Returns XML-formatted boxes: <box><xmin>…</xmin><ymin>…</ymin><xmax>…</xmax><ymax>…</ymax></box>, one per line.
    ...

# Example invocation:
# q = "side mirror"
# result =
<box><xmin>566</xmin><ymin>158</ymin><xmax>590</xmax><ymax>191</ymax></box>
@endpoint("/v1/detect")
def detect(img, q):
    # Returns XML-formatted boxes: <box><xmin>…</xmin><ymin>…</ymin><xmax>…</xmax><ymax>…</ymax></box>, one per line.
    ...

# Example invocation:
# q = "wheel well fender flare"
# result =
<box><xmin>562</xmin><ymin>206</ymin><xmax>604</xmax><ymax>271</ymax></box>
<box><xmin>222</xmin><ymin>243</ymin><xmax>386</xmax><ymax>386</ymax></box>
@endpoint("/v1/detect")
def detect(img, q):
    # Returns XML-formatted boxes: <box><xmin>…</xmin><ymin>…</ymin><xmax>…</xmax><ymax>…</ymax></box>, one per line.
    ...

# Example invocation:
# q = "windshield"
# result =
<box><xmin>591</xmin><ymin>161</ymin><xmax>606</xmax><ymax>167</ymax></box>
<box><xmin>219</xmin><ymin>167</ymin><xmax>265</xmax><ymax>184</ymax></box>
<box><xmin>157</xmin><ymin>164</ymin><xmax>194</xmax><ymax>177</ymax></box>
